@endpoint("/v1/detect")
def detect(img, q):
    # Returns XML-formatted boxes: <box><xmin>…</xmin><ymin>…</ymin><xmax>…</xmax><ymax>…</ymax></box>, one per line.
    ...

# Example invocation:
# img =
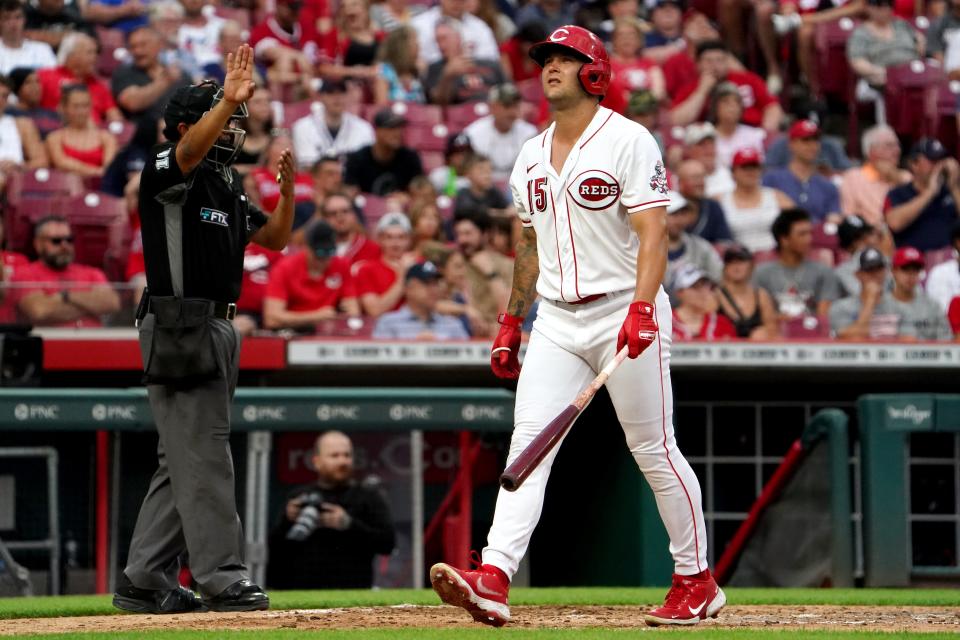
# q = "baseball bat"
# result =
<box><xmin>499</xmin><ymin>346</ymin><xmax>630</xmax><ymax>491</ymax></box>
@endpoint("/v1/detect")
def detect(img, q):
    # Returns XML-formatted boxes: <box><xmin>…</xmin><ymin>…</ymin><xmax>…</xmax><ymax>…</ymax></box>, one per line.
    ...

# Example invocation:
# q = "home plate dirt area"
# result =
<box><xmin>0</xmin><ymin>605</ymin><xmax>957</xmax><ymax>635</ymax></box>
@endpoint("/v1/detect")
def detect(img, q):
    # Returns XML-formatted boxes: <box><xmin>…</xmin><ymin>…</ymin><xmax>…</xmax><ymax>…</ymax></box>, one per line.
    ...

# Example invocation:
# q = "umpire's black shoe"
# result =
<box><xmin>113</xmin><ymin>577</ymin><xmax>205</xmax><ymax>614</ymax></box>
<box><xmin>203</xmin><ymin>578</ymin><xmax>269</xmax><ymax>612</ymax></box>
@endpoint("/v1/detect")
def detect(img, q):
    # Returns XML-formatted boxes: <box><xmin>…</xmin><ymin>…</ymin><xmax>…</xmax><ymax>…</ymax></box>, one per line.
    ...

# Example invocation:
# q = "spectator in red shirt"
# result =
<box><xmin>0</xmin><ymin>217</ymin><xmax>28</xmax><ymax>323</ymax></box>
<box><xmin>499</xmin><ymin>23</ymin><xmax>546</xmax><ymax>83</ymax></box>
<box><xmin>46</xmin><ymin>84</ymin><xmax>118</xmax><ymax>178</ymax></box>
<box><xmin>949</xmin><ymin>296</ymin><xmax>960</xmax><ymax>337</ymax></box>
<box><xmin>662</xmin><ymin>9</ymin><xmax>722</xmax><ymax>99</ymax></box>
<box><xmin>251</xmin><ymin>134</ymin><xmax>315</xmax><ymax>215</ymax></box>
<box><xmin>10</xmin><ymin>215</ymin><xmax>120</xmax><ymax>327</ymax></box>
<box><xmin>670</xmin><ymin>40</ymin><xmax>783</xmax><ymax>133</ymax></box>
<box><xmin>602</xmin><ymin>16</ymin><xmax>666</xmax><ymax>116</ymax></box>
<box><xmin>353</xmin><ymin>211</ymin><xmax>414</xmax><ymax>317</ymax></box>
<box><xmin>671</xmin><ymin>263</ymin><xmax>737</xmax><ymax>340</ymax></box>
<box><xmin>263</xmin><ymin>220</ymin><xmax>360</xmax><ymax>331</ymax></box>
<box><xmin>234</xmin><ymin>244</ymin><xmax>286</xmax><ymax>336</ymax></box>
<box><xmin>322</xmin><ymin>192</ymin><xmax>381</xmax><ymax>264</ymax></box>
<box><xmin>249</xmin><ymin>0</ymin><xmax>318</xmax><ymax>91</ymax></box>
<box><xmin>37</xmin><ymin>32</ymin><xmax>122</xmax><ymax>125</ymax></box>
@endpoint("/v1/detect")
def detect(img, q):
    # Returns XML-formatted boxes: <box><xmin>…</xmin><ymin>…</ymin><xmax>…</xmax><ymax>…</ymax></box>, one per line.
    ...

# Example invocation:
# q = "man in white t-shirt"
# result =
<box><xmin>177</xmin><ymin>0</ymin><xmax>225</xmax><ymax>68</ymax></box>
<box><xmin>925</xmin><ymin>222</ymin><xmax>960</xmax><ymax>312</ymax></box>
<box><xmin>464</xmin><ymin>83</ymin><xmax>538</xmax><ymax>182</ymax></box>
<box><xmin>291</xmin><ymin>78</ymin><xmax>375</xmax><ymax>168</ymax></box>
<box><xmin>411</xmin><ymin>0</ymin><xmax>499</xmax><ymax>66</ymax></box>
<box><xmin>0</xmin><ymin>0</ymin><xmax>55</xmax><ymax>76</ymax></box>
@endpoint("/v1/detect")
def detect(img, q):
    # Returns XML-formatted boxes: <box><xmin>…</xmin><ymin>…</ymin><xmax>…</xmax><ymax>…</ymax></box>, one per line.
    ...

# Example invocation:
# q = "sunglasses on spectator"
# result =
<box><xmin>44</xmin><ymin>236</ymin><xmax>74</xmax><ymax>245</ymax></box>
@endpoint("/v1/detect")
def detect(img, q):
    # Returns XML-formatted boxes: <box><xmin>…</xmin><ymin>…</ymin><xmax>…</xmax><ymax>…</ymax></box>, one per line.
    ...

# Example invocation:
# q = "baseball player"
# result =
<box><xmin>430</xmin><ymin>25</ymin><xmax>724</xmax><ymax>627</ymax></box>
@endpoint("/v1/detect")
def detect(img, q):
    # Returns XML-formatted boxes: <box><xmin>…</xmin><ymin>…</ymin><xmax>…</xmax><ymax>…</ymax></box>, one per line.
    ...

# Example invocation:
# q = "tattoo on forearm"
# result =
<box><xmin>507</xmin><ymin>229</ymin><xmax>539</xmax><ymax>318</ymax></box>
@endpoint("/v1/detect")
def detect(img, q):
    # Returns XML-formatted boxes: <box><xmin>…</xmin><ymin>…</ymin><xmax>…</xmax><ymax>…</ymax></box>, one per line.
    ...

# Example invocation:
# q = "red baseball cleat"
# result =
<box><xmin>644</xmin><ymin>569</ymin><xmax>726</xmax><ymax>626</ymax></box>
<box><xmin>430</xmin><ymin>561</ymin><xmax>511</xmax><ymax>627</ymax></box>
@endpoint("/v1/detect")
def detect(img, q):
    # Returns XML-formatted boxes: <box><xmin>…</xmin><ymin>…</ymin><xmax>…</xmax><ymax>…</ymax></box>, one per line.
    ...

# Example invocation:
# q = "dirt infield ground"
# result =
<box><xmin>0</xmin><ymin>605</ymin><xmax>957</xmax><ymax>635</ymax></box>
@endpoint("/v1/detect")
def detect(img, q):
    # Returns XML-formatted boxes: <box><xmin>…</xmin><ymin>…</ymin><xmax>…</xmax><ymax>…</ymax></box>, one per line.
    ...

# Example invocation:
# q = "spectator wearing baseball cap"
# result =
<box><xmin>664</xmin><ymin>191</ymin><xmax>723</xmax><ymax>301</ymax></box>
<box><xmin>711</xmin><ymin>82</ymin><xmax>766</xmax><ymax>170</ymax></box>
<box><xmin>925</xmin><ymin>221</ymin><xmax>960</xmax><ymax>312</ymax></box>
<box><xmin>372</xmin><ymin>261</ymin><xmax>471</xmax><ymax>339</ymax></box>
<box><xmin>885</xmin><ymin>137</ymin><xmax>960</xmax><ymax>251</ymax></box>
<box><xmin>755</xmin><ymin>208</ymin><xmax>842</xmax><ymax>319</ymax></box>
<box><xmin>463</xmin><ymin>83</ymin><xmax>538</xmax><ymax>182</ymax></box>
<box><xmin>429</xmin><ymin>132</ymin><xmax>473</xmax><ymax>198</ymax></box>
<box><xmin>263</xmin><ymin>220</ymin><xmax>362</xmax><ymax>331</ymax></box>
<box><xmin>716</xmin><ymin>243</ymin><xmax>779</xmax><ymax>339</ymax></box>
<box><xmin>625</xmin><ymin>90</ymin><xmax>665</xmax><ymax>154</ymax></box>
<box><xmin>292</xmin><ymin>78</ymin><xmax>375</xmax><ymax>169</ymax></box>
<box><xmin>834</xmin><ymin>214</ymin><xmax>891</xmax><ymax>297</ymax></box>
<box><xmin>671</xmin><ymin>264</ymin><xmax>737</xmax><ymax>341</ymax></box>
<box><xmin>353</xmin><ymin>212</ymin><xmax>415</xmax><ymax>317</ymax></box>
<box><xmin>829</xmin><ymin>247</ymin><xmax>905</xmax><ymax>340</ymax></box>
<box><xmin>762</xmin><ymin>120</ymin><xmax>842</xmax><ymax>222</ymax></box>
<box><xmin>684</xmin><ymin>122</ymin><xmax>735</xmax><ymax>197</ymax></box>
<box><xmin>888</xmin><ymin>246</ymin><xmax>953</xmax><ymax>340</ymax></box>
<box><xmin>343</xmin><ymin>107</ymin><xmax>424</xmax><ymax>197</ymax></box>
<box><xmin>719</xmin><ymin>148</ymin><xmax>795</xmax><ymax>252</ymax></box>
<box><xmin>676</xmin><ymin>159</ymin><xmax>733</xmax><ymax>243</ymax></box>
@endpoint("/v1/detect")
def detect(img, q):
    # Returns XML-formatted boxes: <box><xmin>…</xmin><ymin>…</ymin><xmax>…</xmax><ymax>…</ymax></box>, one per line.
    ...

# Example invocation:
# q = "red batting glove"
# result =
<box><xmin>617</xmin><ymin>301</ymin><xmax>658</xmax><ymax>359</ymax></box>
<box><xmin>490</xmin><ymin>312</ymin><xmax>523</xmax><ymax>379</ymax></box>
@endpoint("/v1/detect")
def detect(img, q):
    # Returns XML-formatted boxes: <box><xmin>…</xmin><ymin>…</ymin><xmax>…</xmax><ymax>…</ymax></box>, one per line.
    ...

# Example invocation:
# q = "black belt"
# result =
<box><xmin>146</xmin><ymin>300</ymin><xmax>237</xmax><ymax>320</ymax></box>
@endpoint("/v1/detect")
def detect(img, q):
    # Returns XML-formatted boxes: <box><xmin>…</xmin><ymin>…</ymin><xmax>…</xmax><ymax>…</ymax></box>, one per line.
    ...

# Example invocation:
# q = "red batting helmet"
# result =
<box><xmin>528</xmin><ymin>25</ymin><xmax>611</xmax><ymax>97</ymax></box>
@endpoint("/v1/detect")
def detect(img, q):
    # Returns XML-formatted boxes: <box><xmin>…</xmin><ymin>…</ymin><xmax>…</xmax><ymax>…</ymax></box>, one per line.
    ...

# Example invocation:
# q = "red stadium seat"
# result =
<box><xmin>314</xmin><ymin>316</ymin><xmax>376</xmax><ymax>337</ymax></box>
<box><xmin>354</xmin><ymin>193</ymin><xmax>395</xmax><ymax>231</ymax></box>
<box><xmin>883</xmin><ymin>60</ymin><xmax>945</xmax><ymax>140</ymax></box>
<box><xmin>810</xmin><ymin>247</ymin><xmax>835</xmax><ymax>268</ymax></box>
<box><xmin>933</xmin><ymin>80</ymin><xmax>960</xmax><ymax>156</ymax></box>
<box><xmin>95</xmin><ymin>27</ymin><xmax>126</xmax><ymax>77</ymax></box>
<box><xmin>814</xmin><ymin>19</ymin><xmax>858</xmax><ymax>100</ymax></box>
<box><xmin>403</xmin><ymin>123</ymin><xmax>449</xmax><ymax>152</ymax></box>
<box><xmin>7</xmin><ymin>196</ymin><xmax>66</xmax><ymax>254</ymax></box>
<box><xmin>444</xmin><ymin>101</ymin><xmax>490</xmax><ymax>131</ymax></box>
<box><xmin>362</xmin><ymin>102</ymin><xmax>442</xmax><ymax>127</ymax></box>
<box><xmin>46</xmin><ymin>193</ymin><xmax>127</xmax><ymax>270</ymax></box>
<box><xmin>924</xmin><ymin>247</ymin><xmax>956</xmax><ymax>269</ymax></box>
<box><xmin>435</xmin><ymin>194</ymin><xmax>455</xmax><ymax>220</ymax></box>
<box><xmin>420</xmin><ymin>150</ymin><xmax>445</xmax><ymax>174</ymax></box>
<box><xmin>280</xmin><ymin>100</ymin><xmax>320</xmax><ymax>126</ymax></box>
<box><xmin>6</xmin><ymin>168</ymin><xmax>84</xmax><ymax>200</ymax></box>
<box><xmin>780</xmin><ymin>315</ymin><xmax>830</xmax><ymax>339</ymax></box>
<box><xmin>811</xmin><ymin>222</ymin><xmax>839</xmax><ymax>251</ymax></box>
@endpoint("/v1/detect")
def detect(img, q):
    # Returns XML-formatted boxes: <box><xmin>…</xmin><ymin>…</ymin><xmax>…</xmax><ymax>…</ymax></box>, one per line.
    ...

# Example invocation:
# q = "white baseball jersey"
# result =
<box><xmin>509</xmin><ymin>107</ymin><xmax>669</xmax><ymax>303</ymax></box>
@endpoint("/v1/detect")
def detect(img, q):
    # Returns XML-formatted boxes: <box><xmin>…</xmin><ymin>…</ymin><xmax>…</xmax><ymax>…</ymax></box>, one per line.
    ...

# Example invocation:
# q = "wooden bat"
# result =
<box><xmin>499</xmin><ymin>346</ymin><xmax>630</xmax><ymax>491</ymax></box>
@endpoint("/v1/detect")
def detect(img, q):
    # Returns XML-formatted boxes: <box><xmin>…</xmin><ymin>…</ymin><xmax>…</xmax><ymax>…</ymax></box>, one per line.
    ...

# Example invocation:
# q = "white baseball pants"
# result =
<box><xmin>482</xmin><ymin>288</ymin><xmax>709</xmax><ymax>578</ymax></box>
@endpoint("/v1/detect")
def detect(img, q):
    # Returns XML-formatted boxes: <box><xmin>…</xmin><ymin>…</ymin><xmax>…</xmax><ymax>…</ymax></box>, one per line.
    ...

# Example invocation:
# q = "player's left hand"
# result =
<box><xmin>277</xmin><ymin>149</ymin><xmax>295</xmax><ymax>197</ymax></box>
<box><xmin>617</xmin><ymin>301</ymin><xmax>658</xmax><ymax>359</ymax></box>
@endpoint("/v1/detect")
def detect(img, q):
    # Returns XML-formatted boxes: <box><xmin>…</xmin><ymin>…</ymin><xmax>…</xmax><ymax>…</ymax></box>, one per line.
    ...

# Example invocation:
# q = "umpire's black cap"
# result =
<box><xmin>163</xmin><ymin>82</ymin><xmax>219</xmax><ymax>141</ymax></box>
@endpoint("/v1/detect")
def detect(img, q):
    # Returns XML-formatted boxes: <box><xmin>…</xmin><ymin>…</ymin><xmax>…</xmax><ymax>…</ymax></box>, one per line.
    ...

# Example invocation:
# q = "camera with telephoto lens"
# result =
<box><xmin>286</xmin><ymin>491</ymin><xmax>325</xmax><ymax>541</ymax></box>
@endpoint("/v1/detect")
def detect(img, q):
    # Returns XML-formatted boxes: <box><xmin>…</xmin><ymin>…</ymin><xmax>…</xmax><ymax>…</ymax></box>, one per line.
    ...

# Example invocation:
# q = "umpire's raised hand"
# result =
<box><xmin>222</xmin><ymin>44</ymin><xmax>256</xmax><ymax>106</ymax></box>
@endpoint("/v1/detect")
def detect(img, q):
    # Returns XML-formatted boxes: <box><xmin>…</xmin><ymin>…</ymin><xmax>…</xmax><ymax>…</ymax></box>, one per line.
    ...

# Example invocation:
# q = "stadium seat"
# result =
<box><xmin>213</xmin><ymin>5</ymin><xmax>251</xmax><ymax>29</ymax></box>
<box><xmin>6</xmin><ymin>196</ymin><xmax>65</xmax><ymax>254</ymax></box>
<box><xmin>362</xmin><ymin>102</ymin><xmax>442</xmax><ymax>127</ymax></box>
<box><xmin>435</xmin><ymin>194</ymin><xmax>455</xmax><ymax>220</ymax></box>
<box><xmin>814</xmin><ymin>19</ymin><xmax>858</xmax><ymax>100</ymax></box>
<box><xmin>403</xmin><ymin>123</ymin><xmax>449</xmax><ymax>152</ymax></box>
<box><xmin>932</xmin><ymin>80</ymin><xmax>960</xmax><ymax>155</ymax></box>
<box><xmin>780</xmin><ymin>315</ymin><xmax>830</xmax><ymax>339</ymax></box>
<box><xmin>883</xmin><ymin>60</ymin><xmax>945</xmax><ymax>140</ymax></box>
<box><xmin>811</xmin><ymin>222</ymin><xmax>839</xmax><ymax>251</ymax></box>
<box><xmin>45</xmin><ymin>193</ymin><xmax>127</xmax><ymax>270</ymax></box>
<box><xmin>354</xmin><ymin>193</ymin><xmax>397</xmax><ymax>231</ymax></box>
<box><xmin>280</xmin><ymin>100</ymin><xmax>320</xmax><ymax>126</ymax></box>
<box><xmin>924</xmin><ymin>247</ymin><xmax>956</xmax><ymax>270</ymax></box>
<box><xmin>314</xmin><ymin>316</ymin><xmax>376</xmax><ymax>338</ymax></box>
<box><xmin>420</xmin><ymin>150</ymin><xmax>445</xmax><ymax>174</ymax></box>
<box><xmin>444</xmin><ymin>101</ymin><xmax>490</xmax><ymax>131</ymax></box>
<box><xmin>5</xmin><ymin>170</ymin><xmax>85</xmax><ymax>254</ymax></box>
<box><xmin>95</xmin><ymin>27</ymin><xmax>126</xmax><ymax>77</ymax></box>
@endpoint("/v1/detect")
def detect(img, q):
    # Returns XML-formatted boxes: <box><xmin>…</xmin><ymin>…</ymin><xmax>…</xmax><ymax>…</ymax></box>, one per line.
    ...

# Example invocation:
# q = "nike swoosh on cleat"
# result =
<box><xmin>688</xmin><ymin>598</ymin><xmax>707</xmax><ymax>617</ymax></box>
<box><xmin>474</xmin><ymin>575</ymin><xmax>502</xmax><ymax>598</ymax></box>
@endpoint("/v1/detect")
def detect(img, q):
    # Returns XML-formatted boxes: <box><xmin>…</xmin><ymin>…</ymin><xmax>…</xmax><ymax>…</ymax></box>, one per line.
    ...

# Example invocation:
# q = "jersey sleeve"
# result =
<box><xmin>140</xmin><ymin>143</ymin><xmax>186</xmax><ymax>206</ymax></box>
<box><xmin>245</xmin><ymin>200</ymin><xmax>269</xmax><ymax>241</ymax></box>
<box><xmin>508</xmin><ymin>152</ymin><xmax>533</xmax><ymax>227</ymax></box>
<box><xmin>619</xmin><ymin>129</ymin><xmax>671</xmax><ymax>214</ymax></box>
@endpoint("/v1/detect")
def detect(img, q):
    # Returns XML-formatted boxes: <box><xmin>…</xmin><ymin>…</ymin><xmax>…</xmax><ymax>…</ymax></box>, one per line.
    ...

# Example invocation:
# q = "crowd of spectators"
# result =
<box><xmin>0</xmin><ymin>0</ymin><xmax>960</xmax><ymax>343</ymax></box>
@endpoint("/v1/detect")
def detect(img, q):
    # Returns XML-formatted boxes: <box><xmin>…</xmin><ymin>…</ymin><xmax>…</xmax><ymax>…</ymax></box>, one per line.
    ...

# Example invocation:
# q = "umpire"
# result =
<box><xmin>114</xmin><ymin>45</ymin><xmax>295</xmax><ymax>614</ymax></box>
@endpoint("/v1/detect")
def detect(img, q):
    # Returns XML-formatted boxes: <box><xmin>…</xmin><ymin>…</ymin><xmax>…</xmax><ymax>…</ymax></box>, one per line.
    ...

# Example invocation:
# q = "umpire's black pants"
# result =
<box><xmin>124</xmin><ymin>315</ymin><xmax>248</xmax><ymax>596</ymax></box>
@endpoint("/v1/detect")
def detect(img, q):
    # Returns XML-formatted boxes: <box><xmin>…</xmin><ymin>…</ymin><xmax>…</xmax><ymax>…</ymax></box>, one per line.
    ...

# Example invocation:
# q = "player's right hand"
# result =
<box><xmin>490</xmin><ymin>313</ymin><xmax>523</xmax><ymax>379</ymax></box>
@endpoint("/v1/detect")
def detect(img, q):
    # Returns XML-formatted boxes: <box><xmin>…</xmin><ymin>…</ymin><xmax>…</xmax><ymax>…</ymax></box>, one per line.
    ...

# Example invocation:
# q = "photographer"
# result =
<box><xmin>267</xmin><ymin>431</ymin><xmax>396</xmax><ymax>589</ymax></box>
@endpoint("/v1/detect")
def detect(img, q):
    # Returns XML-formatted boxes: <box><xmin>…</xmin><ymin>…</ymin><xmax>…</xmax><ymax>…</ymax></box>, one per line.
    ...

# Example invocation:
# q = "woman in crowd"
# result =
<box><xmin>672</xmin><ymin>264</ymin><xmax>737</xmax><ymax>340</ymax></box>
<box><xmin>710</xmin><ymin>82</ymin><xmax>766</xmax><ymax>169</ymax></box>
<box><xmin>719</xmin><ymin>148</ymin><xmax>794</xmax><ymax>253</ymax></box>
<box><xmin>0</xmin><ymin>76</ymin><xmax>48</xmax><ymax>172</ymax></box>
<box><xmin>373</xmin><ymin>26</ymin><xmax>425</xmax><ymax>105</ymax></box>
<box><xmin>234</xmin><ymin>85</ymin><xmax>274</xmax><ymax>169</ymax></box>
<box><xmin>6</xmin><ymin>67</ymin><xmax>61</xmax><ymax>138</ymax></box>
<box><xmin>319</xmin><ymin>0</ymin><xmax>382</xmax><ymax>81</ymax></box>
<box><xmin>604</xmin><ymin>17</ymin><xmax>665</xmax><ymax>114</ymax></box>
<box><xmin>408</xmin><ymin>200</ymin><xmax>446</xmax><ymax>257</ymax></box>
<box><xmin>421</xmin><ymin>241</ymin><xmax>491</xmax><ymax>337</ymax></box>
<box><xmin>715</xmin><ymin>243</ymin><xmax>779</xmax><ymax>340</ymax></box>
<box><xmin>46</xmin><ymin>84</ymin><xmax>117</xmax><ymax>179</ymax></box>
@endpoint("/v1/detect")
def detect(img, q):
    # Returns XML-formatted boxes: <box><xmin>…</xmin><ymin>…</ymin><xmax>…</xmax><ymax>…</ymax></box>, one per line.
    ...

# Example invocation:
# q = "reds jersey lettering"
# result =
<box><xmin>509</xmin><ymin>107</ymin><xmax>669</xmax><ymax>302</ymax></box>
